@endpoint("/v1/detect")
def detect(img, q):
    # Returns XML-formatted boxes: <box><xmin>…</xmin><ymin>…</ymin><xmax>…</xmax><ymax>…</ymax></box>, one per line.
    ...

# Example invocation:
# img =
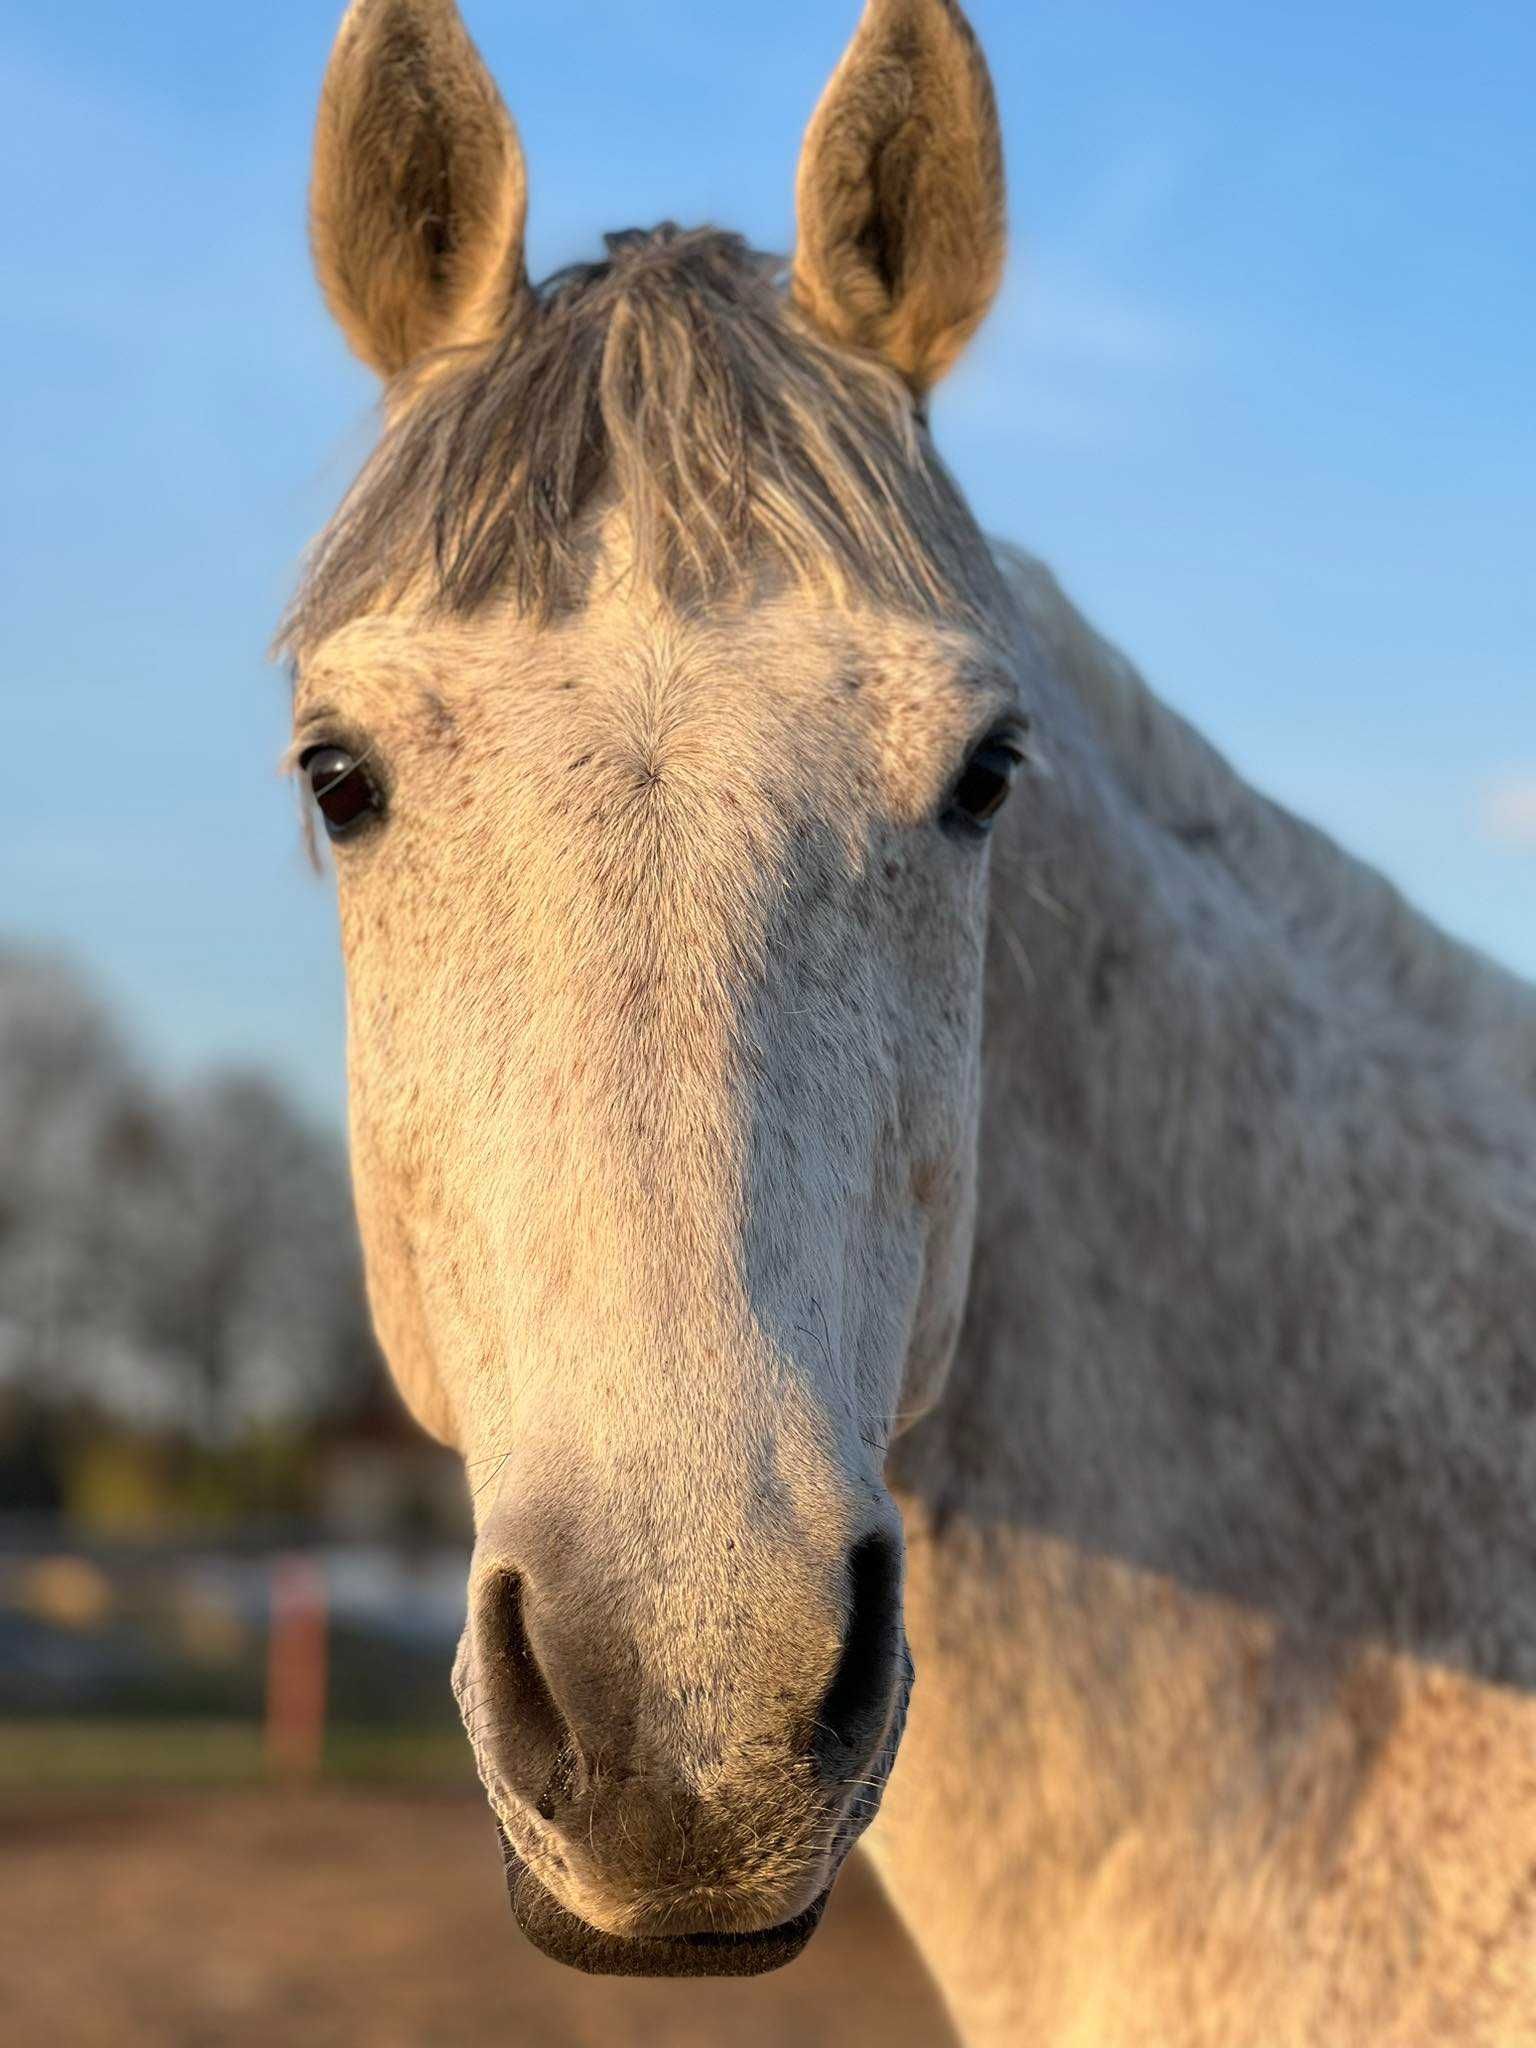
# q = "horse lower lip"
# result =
<box><xmin>495</xmin><ymin>1828</ymin><xmax>833</xmax><ymax>1978</ymax></box>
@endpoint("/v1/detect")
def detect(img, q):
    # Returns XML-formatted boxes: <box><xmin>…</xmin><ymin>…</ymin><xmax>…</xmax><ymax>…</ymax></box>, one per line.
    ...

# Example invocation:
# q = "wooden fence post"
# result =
<box><xmin>265</xmin><ymin>1553</ymin><xmax>329</xmax><ymax>1783</ymax></box>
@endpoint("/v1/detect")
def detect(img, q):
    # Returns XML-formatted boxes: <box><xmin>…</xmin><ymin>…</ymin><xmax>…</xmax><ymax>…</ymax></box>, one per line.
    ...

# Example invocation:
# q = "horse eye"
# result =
<box><xmin>944</xmin><ymin>737</ymin><xmax>1025</xmax><ymax>836</ymax></box>
<box><xmin>300</xmin><ymin>745</ymin><xmax>384</xmax><ymax>840</ymax></box>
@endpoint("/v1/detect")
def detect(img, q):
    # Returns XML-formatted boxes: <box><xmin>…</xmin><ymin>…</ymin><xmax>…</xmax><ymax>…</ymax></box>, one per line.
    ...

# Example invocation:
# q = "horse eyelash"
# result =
<box><xmin>281</xmin><ymin>737</ymin><xmax>382</xmax><ymax>871</ymax></box>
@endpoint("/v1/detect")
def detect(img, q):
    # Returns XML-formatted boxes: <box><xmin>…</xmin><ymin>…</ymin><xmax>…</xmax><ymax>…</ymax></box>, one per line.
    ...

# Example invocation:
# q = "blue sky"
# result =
<box><xmin>4</xmin><ymin>0</ymin><xmax>1532</xmax><ymax>1120</ymax></box>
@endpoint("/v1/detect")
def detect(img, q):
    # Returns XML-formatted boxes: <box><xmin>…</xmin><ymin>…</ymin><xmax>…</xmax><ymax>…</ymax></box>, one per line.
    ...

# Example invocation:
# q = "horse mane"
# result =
<box><xmin>281</xmin><ymin>225</ymin><xmax>1004</xmax><ymax>655</ymax></box>
<box><xmin>996</xmin><ymin>543</ymin><xmax>1536</xmax><ymax>1100</ymax></box>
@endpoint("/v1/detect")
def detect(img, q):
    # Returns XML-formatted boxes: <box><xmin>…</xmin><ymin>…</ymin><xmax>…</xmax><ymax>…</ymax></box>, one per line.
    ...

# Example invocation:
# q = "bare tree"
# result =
<box><xmin>0</xmin><ymin>947</ymin><xmax>375</xmax><ymax>1444</ymax></box>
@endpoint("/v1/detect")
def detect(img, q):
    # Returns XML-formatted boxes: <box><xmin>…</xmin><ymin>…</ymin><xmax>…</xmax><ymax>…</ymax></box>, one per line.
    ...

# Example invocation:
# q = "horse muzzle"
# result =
<box><xmin>455</xmin><ymin>1496</ymin><xmax>912</xmax><ymax>1976</ymax></box>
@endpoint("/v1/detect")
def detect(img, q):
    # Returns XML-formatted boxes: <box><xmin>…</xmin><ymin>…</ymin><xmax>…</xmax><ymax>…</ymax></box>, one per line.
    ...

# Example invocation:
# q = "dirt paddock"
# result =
<box><xmin>0</xmin><ymin>1792</ymin><xmax>958</xmax><ymax>2046</ymax></box>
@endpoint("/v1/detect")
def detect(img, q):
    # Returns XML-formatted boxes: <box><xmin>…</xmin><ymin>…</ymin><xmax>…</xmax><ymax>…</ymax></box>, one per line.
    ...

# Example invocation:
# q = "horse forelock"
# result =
<box><xmin>280</xmin><ymin>224</ymin><xmax>1007</xmax><ymax>659</ymax></box>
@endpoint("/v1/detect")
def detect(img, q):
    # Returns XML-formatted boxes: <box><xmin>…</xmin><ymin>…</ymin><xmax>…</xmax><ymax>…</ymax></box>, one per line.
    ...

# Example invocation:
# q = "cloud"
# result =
<box><xmin>1479</xmin><ymin>773</ymin><xmax>1536</xmax><ymax>850</ymax></box>
<box><xmin>935</xmin><ymin>261</ymin><xmax>1217</xmax><ymax>456</ymax></box>
<box><xmin>1022</xmin><ymin>276</ymin><xmax>1209</xmax><ymax>376</ymax></box>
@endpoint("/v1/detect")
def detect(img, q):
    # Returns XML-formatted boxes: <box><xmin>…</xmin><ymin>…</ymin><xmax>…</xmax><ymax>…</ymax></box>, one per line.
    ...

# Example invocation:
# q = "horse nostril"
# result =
<box><xmin>813</xmin><ymin>1531</ymin><xmax>904</xmax><ymax>1778</ymax></box>
<box><xmin>471</xmin><ymin>1568</ymin><xmax>576</xmax><ymax>1805</ymax></box>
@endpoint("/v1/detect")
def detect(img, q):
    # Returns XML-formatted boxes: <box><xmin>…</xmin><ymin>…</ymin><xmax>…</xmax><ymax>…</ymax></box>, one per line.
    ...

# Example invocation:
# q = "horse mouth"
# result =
<box><xmin>495</xmin><ymin>1827</ymin><xmax>832</xmax><ymax>1978</ymax></box>
<box><xmin>489</xmin><ymin>1641</ymin><xmax>914</xmax><ymax>1977</ymax></box>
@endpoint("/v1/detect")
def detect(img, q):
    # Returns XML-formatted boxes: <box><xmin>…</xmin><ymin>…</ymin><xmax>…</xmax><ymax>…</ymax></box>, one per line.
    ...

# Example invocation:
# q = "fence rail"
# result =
<box><xmin>0</xmin><ymin>1527</ymin><xmax>471</xmax><ymax>1788</ymax></box>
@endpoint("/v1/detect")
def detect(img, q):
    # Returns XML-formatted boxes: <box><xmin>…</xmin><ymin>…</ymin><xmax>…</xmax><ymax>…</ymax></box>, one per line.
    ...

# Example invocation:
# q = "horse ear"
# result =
<box><xmin>792</xmin><ymin>0</ymin><xmax>1006</xmax><ymax>395</ymax></box>
<box><xmin>311</xmin><ymin>0</ymin><xmax>530</xmax><ymax>378</ymax></box>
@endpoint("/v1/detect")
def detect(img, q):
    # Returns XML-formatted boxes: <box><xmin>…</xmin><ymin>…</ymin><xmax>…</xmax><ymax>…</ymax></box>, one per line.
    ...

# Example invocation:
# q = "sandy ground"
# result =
<box><xmin>0</xmin><ymin>1792</ymin><xmax>958</xmax><ymax>2047</ymax></box>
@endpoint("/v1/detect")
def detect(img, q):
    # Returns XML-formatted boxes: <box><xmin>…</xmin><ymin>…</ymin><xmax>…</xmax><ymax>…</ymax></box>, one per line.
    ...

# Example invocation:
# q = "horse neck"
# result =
<box><xmin>871</xmin><ymin>557</ymin><xmax>1536</xmax><ymax>2043</ymax></box>
<box><xmin>895</xmin><ymin>550</ymin><xmax>1536</xmax><ymax>1676</ymax></box>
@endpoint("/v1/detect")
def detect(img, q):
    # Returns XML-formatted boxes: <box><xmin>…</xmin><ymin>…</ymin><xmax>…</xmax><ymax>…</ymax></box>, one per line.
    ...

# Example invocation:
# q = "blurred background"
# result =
<box><xmin>2</xmin><ymin>0</ymin><xmax>1531</xmax><ymax>2042</ymax></box>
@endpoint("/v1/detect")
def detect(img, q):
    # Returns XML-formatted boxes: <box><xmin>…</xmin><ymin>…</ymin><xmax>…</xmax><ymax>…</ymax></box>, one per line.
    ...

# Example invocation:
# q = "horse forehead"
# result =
<box><xmin>429</xmin><ymin>599</ymin><xmax>965</xmax><ymax>719</ymax></box>
<box><xmin>300</xmin><ymin>571</ymin><xmax>1003</xmax><ymax>752</ymax></box>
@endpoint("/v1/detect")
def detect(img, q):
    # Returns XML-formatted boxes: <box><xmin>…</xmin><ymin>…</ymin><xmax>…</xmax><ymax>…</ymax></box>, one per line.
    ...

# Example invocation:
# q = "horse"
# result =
<box><xmin>281</xmin><ymin>3</ymin><xmax>1536</xmax><ymax>2039</ymax></box>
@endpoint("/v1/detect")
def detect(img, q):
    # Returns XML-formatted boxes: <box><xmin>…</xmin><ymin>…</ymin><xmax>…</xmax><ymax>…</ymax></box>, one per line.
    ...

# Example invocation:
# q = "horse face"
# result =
<box><xmin>292</xmin><ymin>584</ymin><xmax>1019</xmax><ymax>1961</ymax></box>
<box><xmin>291</xmin><ymin>0</ymin><xmax>1011</xmax><ymax>1975</ymax></box>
